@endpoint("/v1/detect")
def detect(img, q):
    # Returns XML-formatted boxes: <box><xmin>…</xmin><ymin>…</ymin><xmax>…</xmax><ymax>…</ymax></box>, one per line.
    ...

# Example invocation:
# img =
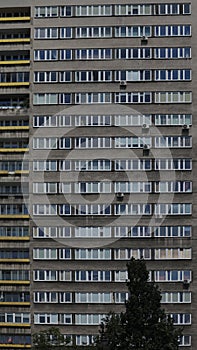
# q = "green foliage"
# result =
<box><xmin>32</xmin><ymin>327</ymin><xmax>71</xmax><ymax>350</ymax></box>
<box><xmin>96</xmin><ymin>258</ymin><xmax>182</xmax><ymax>350</ymax></box>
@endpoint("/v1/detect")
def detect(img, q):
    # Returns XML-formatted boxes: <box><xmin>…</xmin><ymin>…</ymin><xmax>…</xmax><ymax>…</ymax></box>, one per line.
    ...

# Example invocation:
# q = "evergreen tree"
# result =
<box><xmin>96</xmin><ymin>258</ymin><xmax>182</xmax><ymax>350</ymax></box>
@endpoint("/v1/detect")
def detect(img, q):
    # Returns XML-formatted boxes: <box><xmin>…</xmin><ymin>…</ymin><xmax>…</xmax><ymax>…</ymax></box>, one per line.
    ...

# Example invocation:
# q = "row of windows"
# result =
<box><xmin>34</xmin><ymin>69</ymin><xmax>191</xmax><ymax>82</ymax></box>
<box><xmin>34</xmin><ymin>47</ymin><xmax>191</xmax><ymax>61</ymax></box>
<box><xmin>32</xmin><ymin>181</ymin><xmax>192</xmax><ymax>194</ymax></box>
<box><xmin>0</xmin><ymin>227</ymin><xmax>29</xmax><ymax>237</ymax></box>
<box><xmin>34</xmin><ymin>4</ymin><xmax>191</xmax><ymax>18</ymax></box>
<box><xmin>75</xmin><ymin>334</ymin><xmax>191</xmax><ymax>347</ymax></box>
<box><xmin>33</xmin><ymin>313</ymin><xmax>191</xmax><ymax>325</ymax></box>
<box><xmin>33</xmin><ymin>269</ymin><xmax>191</xmax><ymax>282</ymax></box>
<box><xmin>0</xmin><ymin>205</ymin><xmax>28</xmax><ymax>215</ymax></box>
<box><xmin>32</xmin><ymin>203</ymin><xmax>192</xmax><ymax>216</ymax></box>
<box><xmin>0</xmin><ymin>141</ymin><xmax>28</xmax><ymax>149</ymax></box>
<box><xmin>32</xmin><ymin>136</ymin><xmax>192</xmax><ymax>149</ymax></box>
<box><xmin>0</xmin><ymin>335</ymin><xmax>31</xmax><ymax>345</ymax></box>
<box><xmin>33</xmin><ymin>226</ymin><xmax>191</xmax><ymax>238</ymax></box>
<box><xmin>33</xmin><ymin>291</ymin><xmax>191</xmax><ymax>304</ymax></box>
<box><xmin>0</xmin><ymin>32</ymin><xmax>29</xmax><ymax>40</ymax></box>
<box><xmin>33</xmin><ymin>159</ymin><xmax>192</xmax><ymax>172</ymax></box>
<box><xmin>33</xmin><ymin>113</ymin><xmax>192</xmax><ymax>127</ymax></box>
<box><xmin>0</xmin><ymin>313</ymin><xmax>30</xmax><ymax>324</ymax></box>
<box><xmin>0</xmin><ymin>250</ymin><xmax>29</xmax><ymax>259</ymax></box>
<box><xmin>0</xmin><ymin>292</ymin><xmax>29</xmax><ymax>302</ymax></box>
<box><xmin>0</xmin><ymin>270</ymin><xmax>29</xmax><ymax>281</ymax></box>
<box><xmin>33</xmin><ymin>91</ymin><xmax>192</xmax><ymax>104</ymax></box>
<box><xmin>0</xmin><ymin>161</ymin><xmax>29</xmax><ymax>171</ymax></box>
<box><xmin>33</xmin><ymin>248</ymin><xmax>191</xmax><ymax>260</ymax></box>
<box><xmin>34</xmin><ymin>25</ymin><xmax>191</xmax><ymax>39</ymax></box>
<box><xmin>0</xmin><ymin>119</ymin><xmax>29</xmax><ymax>127</ymax></box>
<box><xmin>0</xmin><ymin>185</ymin><xmax>28</xmax><ymax>195</ymax></box>
<box><xmin>0</xmin><ymin>72</ymin><xmax>29</xmax><ymax>83</ymax></box>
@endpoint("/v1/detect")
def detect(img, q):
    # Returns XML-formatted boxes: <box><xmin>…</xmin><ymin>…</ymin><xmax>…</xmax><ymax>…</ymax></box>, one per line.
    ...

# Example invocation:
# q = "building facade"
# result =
<box><xmin>0</xmin><ymin>0</ymin><xmax>196</xmax><ymax>348</ymax></box>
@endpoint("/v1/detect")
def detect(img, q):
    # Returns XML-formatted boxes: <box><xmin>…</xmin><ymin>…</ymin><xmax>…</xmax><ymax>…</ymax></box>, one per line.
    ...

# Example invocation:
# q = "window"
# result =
<box><xmin>76</xmin><ymin>335</ymin><xmax>95</xmax><ymax>346</ymax></box>
<box><xmin>155</xmin><ymin>159</ymin><xmax>192</xmax><ymax>171</ymax></box>
<box><xmin>33</xmin><ymin>138</ymin><xmax>57</xmax><ymax>149</ymax></box>
<box><xmin>60</xmin><ymin>28</ymin><xmax>72</xmax><ymax>39</ymax></box>
<box><xmin>115</xmin><ymin>92</ymin><xmax>152</xmax><ymax>103</ymax></box>
<box><xmin>115</xmin><ymin>48</ymin><xmax>151</xmax><ymax>59</ymax></box>
<box><xmin>115</xmin><ymin>114</ymin><xmax>151</xmax><ymax>126</ymax></box>
<box><xmin>154</xmin><ymin>270</ymin><xmax>191</xmax><ymax>282</ymax></box>
<box><xmin>115</xmin><ymin>159</ymin><xmax>151</xmax><ymax>171</ymax></box>
<box><xmin>115</xmin><ymin>270</ymin><xmax>128</xmax><ymax>282</ymax></box>
<box><xmin>115</xmin><ymin>4</ymin><xmax>151</xmax><ymax>16</ymax></box>
<box><xmin>114</xmin><ymin>248</ymin><xmax>151</xmax><ymax>260</ymax></box>
<box><xmin>115</xmin><ymin>70</ymin><xmax>151</xmax><ymax>81</ymax></box>
<box><xmin>154</xmin><ymin>47</ymin><xmax>191</xmax><ymax>59</ymax></box>
<box><xmin>33</xmin><ymin>115</ymin><xmax>58</xmax><ymax>127</ymax></box>
<box><xmin>115</xmin><ymin>137</ymin><xmax>151</xmax><ymax>148</ymax></box>
<box><xmin>154</xmin><ymin>203</ymin><xmax>191</xmax><ymax>215</ymax></box>
<box><xmin>34</xmin><ymin>49</ymin><xmax>58</xmax><ymax>61</ymax></box>
<box><xmin>170</xmin><ymin>314</ymin><xmax>191</xmax><ymax>325</ymax></box>
<box><xmin>155</xmin><ymin>181</ymin><xmax>192</xmax><ymax>193</ymax></box>
<box><xmin>33</xmin><ymin>226</ymin><xmax>58</xmax><ymax>238</ymax></box>
<box><xmin>34</xmin><ymin>28</ymin><xmax>58</xmax><ymax>39</ymax></box>
<box><xmin>75</xmin><ymin>48</ymin><xmax>112</xmax><ymax>60</ymax></box>
<box><xmin>33</xmin><ymin>204</ymin><xmax>57</xmax><ymax>216</ymax></box>
<box><xmin>33</xmin><ymin>160</ymin><xmax>57</xmax><ymax>171</ymax></box>
<box><xmin>115</xmin><ymin>182</ymin><xmax>152</xmax><ymax>193</ymax></box>
<box><xmin>155</xmin><ymin>91</ymin><xmax>192</xmax><ymax>103</ymax></box>
<box><xmin>155</xmin><ymin>70</ymin><xmax>191</xmax><ymax>81</ymax></box>
<box><xmin>75</xmin><ymin>182</ymin><xmax>111</xmax><ymax>194</ymax></box>
<box><xmin>34</xmin><ymin>313</ymin><xmax>58</xmax><ymax>324</ymax></box>
<box><xmin>155</xmin><ymin>114</ymin><xmax>192</xmax><ymax>125</ymax></box>
<box><xmin>34</xmin><ymin>72</ymin><xmax>58</xmax><ymax>83</ymax></box>
<box><xmin>75</xmin><ymin>292</ymin><xmax>111</xmax><ymax>303</ymax></box>
<box><xmin>75</xmin><ymin>71</ymin><xmax>112</xmax><ymax>82</ymax></box>
<box><xmin>155</xmin><ymin>248</ymin><xmax>191</xmax><ymax>260</ymax></box>
<box><xmin>33</xmin><ymin>270</ymin><xmax>58</xmax><ymax>281</ymax></box>
<box><xmin>75</xmin><ymin>226</ymin><xmax>111</xmax><ymax>238</ymax></box>
<box><xmin>33</xmin><ymin>94</ymin><xmax>58</xmax><ymax>105</ymax></box>
<box><xmin>114</xmin><ymin>292</ymin><xmax>129</xmax><ymax>303</ymax></box>
<box><xmin>154</xmin><ymin>226</ymin><xmax>191</xmax><ymax>238</ymax></box>
<box><xmin>76</xmin><ymin>204</ymin><xmax>111</xmax><ymax>216</ymax></box>
<box><xmin>60</xmin><ymin>49</ymin><xmax>72</xmax><ymax>60</ymax></box>
<box><xmin>115</xmin><ymin>26</ymin><xmax>151</xmax><ymax>37</ymax></box>
<box><xmin>75</xmin><ymin>93</ymin><xmax>112</xmax><ymax>104</ymax></box>
<box><xmin>34</xmin><ymin>292</ymin><xmax>58</xmax><ymax>303</ymax></box>
<box><xmin>76</xmin><ymin>5</ymin><xmax>112</xmax><ymax>16</ymax></box>
<box><xmin>59</xmin><ymin>249</ymin><xmax>71</xmax><ymax>260</ymax></box>
<box><xmin>59</xmin><ymin>292</ymin><xmax>72</xmax><ymax>303</ymax></box>
<box><xmin>161</xmin><ymin>292</ymin><xmax>191</xmax><ymax>304</ymax></box>
<box><xmin>60</xmin><ymin>6</ymin><xmax>73</xmax><ymax>17</ymax></box>
<box><xmin>75</xmin><ymin>314</ymin><xmax>106</xmax><ymax>325</ymax></box>
<box><xmin>35</xmin><ymin>6</ymin><xmax>58</xmax><ymax>17</ymax></box>
<box><xmin>179</xmin><ymin>335</ymin><xmax>191</xmax><ymax>346</ymax></box>
<box><xmin>33</xmin><ymin>249</ymin><xmax>57</xmax><ymax>260</ymax></box>
<box><xmin>75</xmin><ymin>270</ymin><xmax>111</xmax><ymax>282</ymax></box>
<box><xmin>155</xmin><ymin>136</ymin><xmax>192</xmax><ymax>148</ymax></box>
<box><xmin>75</xmin><ymin>160</ymin><xmax>111</xmax><ymax>171</ymax></box>
<box><xmin>75</xmin><ymin>249</ymin><xmax>111</xmax><ymax>260</ymax></box>
<box><xmin>0</xmin><ymin>313</ymin><xmax>30</xmax><ymax>324</ymax></box>
<box><xmin>76</xmin><ymin>27</ymin><xmax>112</xmax><ymax>38</ymax></box>
<box><xmin>155</xmin><ymin>25</ymin><xmax>191</xmax><ymax>37</ymax></box>
<box><xmin>115</xmin><ymin>226</ymin><xmax>151</xmax><ymax>238</ymax></box>
<box><xmin>75</xmin><ymin>137</ymin><xmax>111</xmax><ymax>149</ymax></box>
<box><xmin>33</xmin><ymin>183</ymin><xmax>57</xmax><ymax>194</ymax></box>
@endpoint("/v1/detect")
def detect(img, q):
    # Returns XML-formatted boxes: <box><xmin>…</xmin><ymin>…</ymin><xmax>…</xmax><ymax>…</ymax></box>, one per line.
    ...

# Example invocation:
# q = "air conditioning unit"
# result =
<box><xmin>141</xmin><ymin>36</ymin><xmax>148</xmax><ymax>41</ymax></box>
<box><xmin>142</xmin><ymin>123</ymin><xmax>149</xmax><ymax>129</ymax></box>
<box><xmin>116</xmin><ymin>192</ymin><xmax>124</xmax><ymax>199</ymax></box>
<box><xmin>8</xmin><ymin>171</ymin><xmax>15</xmax><ymax>175</ymax></box>
<box><xmin>155</xmin><ymin>214</ymin><xmax>163</xmax><ymax>219</ymax></box>
<box><xmin>182</xmin><ymin>124</ymin><xmax>190</xmax><ymax>130</ymax></box>
<box><xmin>143</xmin><ymin>144</ymin><xmax>150</xmax><ymax>150</ymax></box>
<box><xmin>120</xmin><ymin>80</ymin><xmax>127</xmax><ymax>86</ymax></box>
<box><xmin>183</xmin><ymin>279</ymin><xmax>190</xmax><ymax>287</ymax></box>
